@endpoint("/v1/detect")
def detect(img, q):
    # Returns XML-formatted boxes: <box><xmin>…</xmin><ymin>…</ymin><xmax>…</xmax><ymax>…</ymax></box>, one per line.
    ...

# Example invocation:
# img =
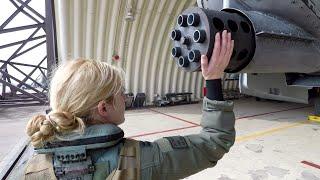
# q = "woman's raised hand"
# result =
<box><xmin>201</xmin><ymin>30</ymin><xmax>234</xmax><ymax>80</ymax></box>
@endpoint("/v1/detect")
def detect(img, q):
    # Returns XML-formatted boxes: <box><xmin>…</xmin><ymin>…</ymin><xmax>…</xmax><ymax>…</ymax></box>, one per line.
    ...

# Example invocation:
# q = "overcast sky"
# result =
<box><xmin>0</xmin><ymin>0</ymin><xmax>47</xmax><ymax>89</ymax></box>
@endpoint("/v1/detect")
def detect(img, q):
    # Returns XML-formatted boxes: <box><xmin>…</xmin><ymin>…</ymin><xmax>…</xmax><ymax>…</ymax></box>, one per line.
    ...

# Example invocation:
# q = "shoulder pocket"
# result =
<box><xmin>24</xmin><ymin>154</ymin><xmax>56</xmax><ymax>180</ymax></box>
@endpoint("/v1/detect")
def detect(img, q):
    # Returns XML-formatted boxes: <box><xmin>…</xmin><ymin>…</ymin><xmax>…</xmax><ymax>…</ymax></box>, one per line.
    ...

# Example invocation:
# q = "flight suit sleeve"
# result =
<box><xmin>140</xmin><ymin>97</ymin><xmax>236</xmax><ymax>180</ymax></box>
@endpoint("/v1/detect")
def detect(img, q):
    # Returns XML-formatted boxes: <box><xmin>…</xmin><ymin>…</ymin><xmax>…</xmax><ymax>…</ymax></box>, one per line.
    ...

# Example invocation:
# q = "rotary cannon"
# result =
<box><xmin>170</xmin><ymin>7</ymin><xmax>320</xmax><ymax>74</ymax></box>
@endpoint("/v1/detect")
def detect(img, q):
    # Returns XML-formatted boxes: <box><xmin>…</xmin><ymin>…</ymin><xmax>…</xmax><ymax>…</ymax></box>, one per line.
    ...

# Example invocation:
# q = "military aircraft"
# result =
<box><xmin>2</xmin><ymin>0</ymin><xmax>320</xmax><ymax>179</ymax></box>
<box><xmin>171</xmin><ymin>0</ymin><xmax>320</xmax><ymax>106</ymax></box>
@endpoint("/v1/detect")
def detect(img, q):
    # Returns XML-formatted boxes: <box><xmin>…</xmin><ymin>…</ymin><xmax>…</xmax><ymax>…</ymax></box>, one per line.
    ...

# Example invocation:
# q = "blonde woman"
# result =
<box><xmin>12</xmin><ymin>30</ymin><xmax>235</xmax><ymax>180</ymax></box>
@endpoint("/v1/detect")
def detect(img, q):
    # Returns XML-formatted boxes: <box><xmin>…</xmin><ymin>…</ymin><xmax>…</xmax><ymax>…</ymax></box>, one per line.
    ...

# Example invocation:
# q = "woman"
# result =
<box><xmin>16</xmin><ymin>30</ymin><xmax>235</xmax><ymax>180</ymax></box>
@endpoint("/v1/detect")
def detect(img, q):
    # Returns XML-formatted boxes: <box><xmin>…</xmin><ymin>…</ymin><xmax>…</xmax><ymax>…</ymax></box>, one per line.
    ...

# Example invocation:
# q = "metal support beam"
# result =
<box><xmin>0</xmin><ymin>60</ymin><xmax>47</xmax><ymax>70</ymax></box>
<box><xmin>16</xmin><ymin>56</ymin><xmax>47</xmax><ymax>89</ymax></box>
<box><xmin>45</xmin><ymin>0</ymin><xmax>58</xmax><ymax>76</ymax></box>
<box><xmin>1</xmin><ymin>27</ymin><xmax>41</xmax><ymax>69</ymax></box>
<box><xmin>0</xmin><ymin>69</ymin><xmax>45</xmax><ymax>96</ymax></box>
<box><xmin>0</xmin><ymin>0</ymin><xmax>32</xmax><ymax>30</ymax></box>
<box><xmin>0</xmin><ymin>35</ymin><xmax>46</xmax><ymax>49</ymax></box>
<box><xmin>0</xmin><ymin>23</ymin><xmax>44</xmax><ymax>34</ymax></box>
<box><xmin>0</xmin><ymin>0</ymin><xmax>57</xmax><ymax>107</ymax></box>
<box><xmin>0</xmin><ymin>79</ymin><xmax>46</xmax><ymax>104</ymax></box>
<box><xmin>16</xmin><ymin>0</ymin><xmax>45</xmax><ymax>21</ymax></box>
<box><xmin>10</xmin><ymin>0</ymin><xmax>41</xmax><ymax>24</ymax></box>
<box><xmin>13</xmin><ymin>40</ymin><xmax>46</xmax><ymax>59</ymax></box>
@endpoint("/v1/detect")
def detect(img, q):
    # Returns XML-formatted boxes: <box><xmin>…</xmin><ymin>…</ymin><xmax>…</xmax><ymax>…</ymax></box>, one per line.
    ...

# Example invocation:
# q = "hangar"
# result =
<box><xmin>0</xmin><ymin>0</ymin><xmax>319</xmax><ymax>179</ymax></box>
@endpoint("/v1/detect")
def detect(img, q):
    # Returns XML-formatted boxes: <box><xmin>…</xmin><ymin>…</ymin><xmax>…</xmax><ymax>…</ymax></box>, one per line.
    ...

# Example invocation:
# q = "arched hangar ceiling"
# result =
<box><xmin>54</xmin><ymin>0</ymin><xmax>204</xmax><ymax>103</ymax></box>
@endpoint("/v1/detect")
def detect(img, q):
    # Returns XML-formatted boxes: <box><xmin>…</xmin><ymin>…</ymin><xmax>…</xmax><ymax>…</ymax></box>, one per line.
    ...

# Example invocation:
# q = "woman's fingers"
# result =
<box><xmin>226</xmin><ymin>31</ymin><xmax>232</xmax><ymax>57</ymax></box>
<box><xmin>219</xmin><ymin>30</ymin><xmax>228</xmax><ymax>60</ymax></box>
<box><xmin>202</xmin><ymin>30</ymin><xmax>234</xmax><ymax>80</ymax></box>
<box><xmin>224</xmin><ymin>33</ymin><xmax>232</xmax><ymax>63</ymax></box>
<box><xmin>211</xmin><ymin>32</ymin><xmax>221</xmax><ymax>63</ymax></box>
<box><xmin>224</xmin><ymin>33</ymin><xmax>231</xmax><ymax>58</ymax></box>
<box><xmin>201</xmin><ymin>55</ymin><xmax>209</xmax><ymax>71</ymax></box>
<box><xmin>223</xmin><ymin>33</ymin><xmax>233</xmax><ymax>67</ymax></box>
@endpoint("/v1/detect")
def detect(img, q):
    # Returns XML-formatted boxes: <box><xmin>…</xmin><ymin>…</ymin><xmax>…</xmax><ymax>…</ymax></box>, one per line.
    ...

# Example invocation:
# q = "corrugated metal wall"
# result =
<box><xmin>54</xmin><ymin>0</ymin><xmax>205</xmax><ymax>104</ymax></box>
<box><xmin>53</xmin><ymin>0</ymin><xmax>239</xmax><ymax>104</ymax></box>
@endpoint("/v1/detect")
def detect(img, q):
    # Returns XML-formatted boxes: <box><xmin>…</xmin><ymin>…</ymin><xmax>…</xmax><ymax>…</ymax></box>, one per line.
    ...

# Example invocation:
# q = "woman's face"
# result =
<box><xmin>107</xmin><ymin>92</ymin><xmax>126</xmax><ymax>125</ymax></box>
<box><xmin>93</xmin><ymin>90</ymin><xmax>126</xmax><ymax>125</ymax></box>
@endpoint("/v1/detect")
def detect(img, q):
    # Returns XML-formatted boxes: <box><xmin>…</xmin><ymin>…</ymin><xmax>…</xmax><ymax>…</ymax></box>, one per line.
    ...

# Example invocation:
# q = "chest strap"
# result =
<box><xmin>106</xmin><ymin>139</ymin><xmax>141</xmax><ymax>180</ymax></box>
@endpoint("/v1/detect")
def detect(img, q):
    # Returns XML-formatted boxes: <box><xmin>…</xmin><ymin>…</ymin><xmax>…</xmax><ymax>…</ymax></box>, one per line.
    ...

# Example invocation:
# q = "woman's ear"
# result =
<box><xmin>97</xmin><ymin>100</ymin><xmax>109</xmax><ymax>117</ymax></box>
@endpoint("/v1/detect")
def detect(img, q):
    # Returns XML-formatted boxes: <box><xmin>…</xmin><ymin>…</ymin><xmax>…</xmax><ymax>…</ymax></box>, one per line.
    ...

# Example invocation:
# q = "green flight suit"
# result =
<box><xmin>139</xmin><ymin>97</ymin><xmax>235</xmax><ymax>179</ymax></box>
<box><xmin>7</xmin><ymin>97</ymin><xmax>235</xmax><ymax>179</ymax></box>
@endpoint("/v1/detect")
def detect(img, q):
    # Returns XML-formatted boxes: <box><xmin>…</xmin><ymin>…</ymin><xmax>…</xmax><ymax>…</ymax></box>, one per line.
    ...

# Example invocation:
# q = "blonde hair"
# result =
<box><xmin>26</xmin><ymin>59</ymin><xmax>125</xmax><ymax>147</ymax></box>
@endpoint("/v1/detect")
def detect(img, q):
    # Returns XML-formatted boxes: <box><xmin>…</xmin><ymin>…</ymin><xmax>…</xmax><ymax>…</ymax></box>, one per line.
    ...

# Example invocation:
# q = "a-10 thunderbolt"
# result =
<box><xmin>170</xmin><ymin>0</ymin><xmax>320</xmax><ymax>113</ymax></box>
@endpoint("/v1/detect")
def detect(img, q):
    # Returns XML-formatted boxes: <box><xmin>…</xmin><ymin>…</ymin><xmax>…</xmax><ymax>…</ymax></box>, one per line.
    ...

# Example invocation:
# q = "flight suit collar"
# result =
<box><xmin>35</xmin><ymin>124</ymin><xmax>124</xmax><ymax>153</ymax></box>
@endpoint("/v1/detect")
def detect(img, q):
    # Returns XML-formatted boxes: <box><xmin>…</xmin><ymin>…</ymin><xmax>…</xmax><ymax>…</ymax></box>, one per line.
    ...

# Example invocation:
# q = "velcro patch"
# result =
<box><xmin>164</xmin><ymin>136</ymin><xmax>188</xmax><ymax>149</ymax></box>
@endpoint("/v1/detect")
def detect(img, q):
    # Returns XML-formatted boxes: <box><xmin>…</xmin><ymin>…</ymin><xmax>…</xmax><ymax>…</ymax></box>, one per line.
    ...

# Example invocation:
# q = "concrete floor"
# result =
<box><xmin>1</xmin><ymin>97</ymin><xmax>320</xmax><ymax>179</ymax></box>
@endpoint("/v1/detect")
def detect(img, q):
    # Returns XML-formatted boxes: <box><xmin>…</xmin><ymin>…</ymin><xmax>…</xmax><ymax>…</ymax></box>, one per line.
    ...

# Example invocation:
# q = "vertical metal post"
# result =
<box><xmin>1</xmin><ymin>70</ymin><xmax>6</xmax><ymax>99</ymax></box>
<box><xmin>45</xmin><ymin>0</ymin><xmax>58</xmax><ymax>78</ymax></box>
